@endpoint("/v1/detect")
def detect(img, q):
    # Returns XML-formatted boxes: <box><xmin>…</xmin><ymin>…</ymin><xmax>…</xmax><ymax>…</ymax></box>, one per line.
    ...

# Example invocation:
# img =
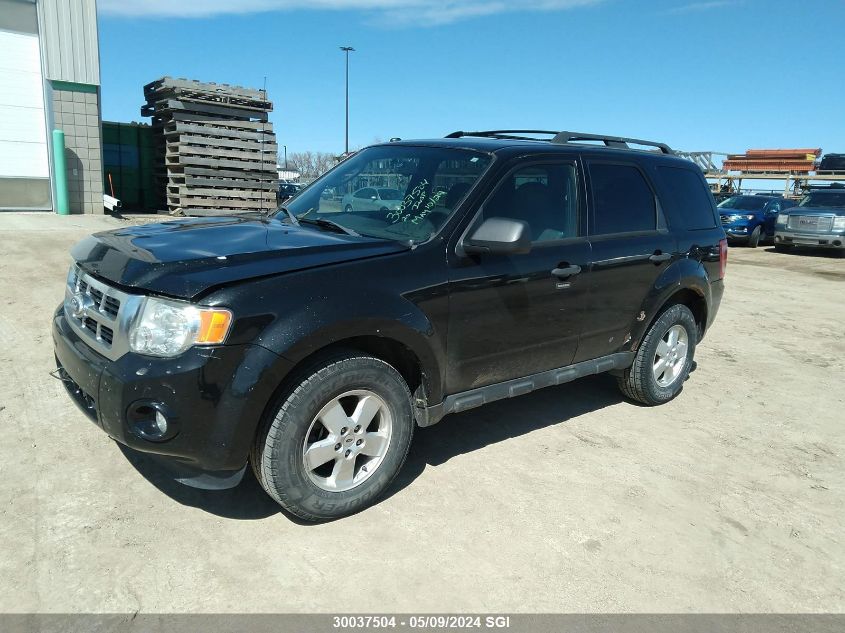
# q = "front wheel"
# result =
<box><xmin>344</xmin><ymin>205</ymin><xmax>354</xmax><ymax>213</ymax></box>
<box><xmin>748</xmin><ymin>225</ymin><xmax>762</xmax><ymax>248</ymax></box>
<box><xmin>251</xmin><ymin>352</ymin><xmax>414</xmax><ymax>521</ymax></box>
<box><xmin>617</xmin><ymin>304</ymin><xmax>697</xmax><ymax>406</ymax></box>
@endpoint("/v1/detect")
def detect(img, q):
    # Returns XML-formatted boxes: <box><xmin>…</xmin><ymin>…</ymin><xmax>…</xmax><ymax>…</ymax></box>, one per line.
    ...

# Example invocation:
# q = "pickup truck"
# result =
<box><xmin>774</xmin><ymin>189</ymin><xmax>845</xmax><ymax>252</ymax></box>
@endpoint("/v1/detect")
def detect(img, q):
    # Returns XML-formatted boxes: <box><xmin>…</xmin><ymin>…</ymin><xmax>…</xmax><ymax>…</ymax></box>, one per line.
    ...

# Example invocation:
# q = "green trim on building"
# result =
<box><xmin>50</xmin><ymin>80</ymin><xmax>98</xmax><ymax>94</ymax></box>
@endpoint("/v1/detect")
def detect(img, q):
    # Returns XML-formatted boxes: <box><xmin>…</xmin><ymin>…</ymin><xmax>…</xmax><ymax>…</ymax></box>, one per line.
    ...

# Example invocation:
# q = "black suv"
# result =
<box><xmin>53</xmin><ymin>130</ymin><xmax>727</xmax><ymax>520</ymax></box>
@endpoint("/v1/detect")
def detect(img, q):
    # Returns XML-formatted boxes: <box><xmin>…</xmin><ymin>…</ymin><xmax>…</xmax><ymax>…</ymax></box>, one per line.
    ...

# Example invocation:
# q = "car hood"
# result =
<box><xmin>71</xmin><ymin>215</ymin><xmax>409</xmax><ymax>300</ymax></box>
<box><xmin>718</xmin><ymin>210</ymin><xmax>758</xmax><ymax>217</ymax></box>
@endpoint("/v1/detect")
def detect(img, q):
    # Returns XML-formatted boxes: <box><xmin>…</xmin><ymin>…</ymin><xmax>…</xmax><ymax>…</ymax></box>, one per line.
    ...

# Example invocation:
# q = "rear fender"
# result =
<box><xmin>628</xmin><ymin>258</ymin><xmax>710</xmax><ymax>351</ymax></box>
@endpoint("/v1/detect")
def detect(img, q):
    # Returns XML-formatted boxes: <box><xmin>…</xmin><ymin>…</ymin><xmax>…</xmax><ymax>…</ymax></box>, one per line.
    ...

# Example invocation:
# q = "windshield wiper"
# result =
<box><xmin>277</xmin><ymin>205</ymin><xmax>300</xmax><ymax>226</ymax></box>
<box><xmin>298</xmin><ymin>217</ymin><xmax>360</xmax><ymax>237</ymax></box>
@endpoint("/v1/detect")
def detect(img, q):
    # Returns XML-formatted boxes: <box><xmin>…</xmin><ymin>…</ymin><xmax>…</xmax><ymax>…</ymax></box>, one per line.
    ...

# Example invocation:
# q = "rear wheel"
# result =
<box><xmin>344</xmin><ymin>205</ymin><xmax>353</xmax><ymax>213</ymax></box>
<box><xmin>252</xmin><ymin>351</ymin><xmax>414</xmax><ymax>521</ymax></box>
<box><xmin>617</xmin><ymin>304</ymin><xmax>697</xmax><ymax>406</ymax></box>
<box><xmin>748</xmin><ymin>225</ymin><xmax>762</xmax><ymax>248</ymax></box>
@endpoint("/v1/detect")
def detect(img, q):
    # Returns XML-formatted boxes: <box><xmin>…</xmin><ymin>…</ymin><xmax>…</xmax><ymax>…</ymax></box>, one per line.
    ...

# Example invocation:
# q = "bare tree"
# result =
<box><xmin>287</xmin><ymin>151</ymin><xmax>338</xmax><ymax>181</ymax></box>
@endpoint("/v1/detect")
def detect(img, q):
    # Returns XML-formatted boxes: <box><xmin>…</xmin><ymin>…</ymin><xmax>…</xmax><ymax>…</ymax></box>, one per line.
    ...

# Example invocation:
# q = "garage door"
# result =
<box><xmin>0</xmin><ymin>4</ymin><xmax>51</xmax><ymax>210</ymax></box>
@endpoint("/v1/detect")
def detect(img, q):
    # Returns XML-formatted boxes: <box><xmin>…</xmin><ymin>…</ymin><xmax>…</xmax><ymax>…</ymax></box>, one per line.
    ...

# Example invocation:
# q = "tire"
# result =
<box><xmin>617</xmin><ymin>304</ymin><xmax>697</xmax><ymax>406</ymax></box>
<box><xmin>344</xmin><ymin>205</ymin><xmax>354</xmax><ymax>213</ymax></box>
<box><xmin>748</xmin><ymin>225</ymin><xmax>762</xmax><ymax>248</ymax></box>
<box><xmin>251</xmin><ymin>351</ymin><xmax>414</xmax><ymax>521</ymax></box>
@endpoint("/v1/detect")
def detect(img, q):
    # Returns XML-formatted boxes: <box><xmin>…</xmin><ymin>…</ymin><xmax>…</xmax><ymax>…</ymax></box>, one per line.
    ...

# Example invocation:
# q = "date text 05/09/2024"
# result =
<box><xmin>332</xmin><ymin>615</ymin><xmax>512</xmax><ymax>629</ymax></box>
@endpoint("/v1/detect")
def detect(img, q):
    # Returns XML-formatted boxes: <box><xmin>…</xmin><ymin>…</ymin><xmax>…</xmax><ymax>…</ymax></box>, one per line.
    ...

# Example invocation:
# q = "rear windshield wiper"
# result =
<box><xmin>298</xmin><ymin>217</ymin><xmax>360</xmax><ymax>237</ymax></box>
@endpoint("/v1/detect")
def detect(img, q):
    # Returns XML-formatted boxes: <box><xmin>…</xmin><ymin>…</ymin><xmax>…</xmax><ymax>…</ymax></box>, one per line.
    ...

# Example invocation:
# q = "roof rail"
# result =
<box><xmin>445</xmin><ymin>130</ymin><xmax>561</xmax><ymax>141</ymax></box>
<box><xmin>551</xmin><ymin>131</ymin><xmax>673</xmax><ymax>154</ymax></box>
<box><xmin>445</xmin><ymin>130</ymin><xmax>673</xmax><ymax>154</ymax></box>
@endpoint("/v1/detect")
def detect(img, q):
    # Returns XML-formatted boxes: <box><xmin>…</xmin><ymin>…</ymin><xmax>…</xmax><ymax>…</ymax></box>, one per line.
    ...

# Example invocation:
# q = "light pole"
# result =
<box><xmin>283</xmin><ymin>145</ymin><xmax>287</xmax><ymax>169</ymax></box>
<box><xmin>340</xmin><ymin>46</ymin><xmax>355</xmax><ymax>155</ymax></box>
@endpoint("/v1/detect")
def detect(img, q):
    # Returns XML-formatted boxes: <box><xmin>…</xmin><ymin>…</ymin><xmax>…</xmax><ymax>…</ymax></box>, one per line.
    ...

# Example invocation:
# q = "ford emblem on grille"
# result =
<box><xmin>69</xmin><ymin>292</ymin><xmax>94</xmax><ymax>319</ymax></box>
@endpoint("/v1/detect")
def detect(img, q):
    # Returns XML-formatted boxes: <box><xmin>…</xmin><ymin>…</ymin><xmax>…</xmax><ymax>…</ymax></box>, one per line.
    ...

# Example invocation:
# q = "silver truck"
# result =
<box><xmin>775</xmin><ymin>189</ymin><xmax>845</xmax><ymax>252</ymax></box>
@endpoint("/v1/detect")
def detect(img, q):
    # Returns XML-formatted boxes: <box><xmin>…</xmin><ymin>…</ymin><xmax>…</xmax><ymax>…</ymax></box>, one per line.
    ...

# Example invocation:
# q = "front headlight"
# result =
<box><xmin>777</xmin><ymin>214</ymin><xmax>788</xmax><ymax>225</ymax></box>
<box><xmin>129</xmin><ymin>297</ymin><xmax>233</xmax><ymax>357</ymax></box>
<box><xmin>742</xmin><ymin>214</ymin><xmax>755</xmax><ymax>221</ymax></box>
<box><xmin>834</xmin><ymin>216</ymin><xmax>845</xmax><ymax>231</ymax></box>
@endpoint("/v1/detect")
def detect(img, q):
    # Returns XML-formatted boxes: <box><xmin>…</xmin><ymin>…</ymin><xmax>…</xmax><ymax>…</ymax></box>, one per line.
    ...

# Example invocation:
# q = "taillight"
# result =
<box><xmin>718</xmin><ymin>238</ymin><xmax>728</xmax><ymax>279</ymax></box>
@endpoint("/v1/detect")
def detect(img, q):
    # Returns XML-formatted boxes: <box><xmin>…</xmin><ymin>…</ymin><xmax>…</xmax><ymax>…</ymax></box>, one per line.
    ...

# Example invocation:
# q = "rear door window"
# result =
<box><xmin>588</xmin><ymin>163</ymin><xmax>656</xmax><ymax>235</ymax></box>
<box><xmin>656</xmin><ymin>166</ymin><xmax>718</xmax><ymax>230</ymax></box>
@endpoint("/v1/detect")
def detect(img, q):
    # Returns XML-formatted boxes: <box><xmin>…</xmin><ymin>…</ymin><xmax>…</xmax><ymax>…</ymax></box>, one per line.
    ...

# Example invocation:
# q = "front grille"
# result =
<box><xmin>89</xmin><ymin>286</ymin><xmax>104</xmax><ymax>305</ymax></box>
<box><xmin>64</xmin><ymin>266</ymin><xmax>141</xmax><ymax>361</ymax></box>
<box><xmin>787</xmin><ymin>215</ymin><xmax>833</xmax><ymax>232</ymax></box>
<box><xmin>100</xmin><ymin>326</ymin><xmax>114</xmax><ymax>345</ymax></box>
<box><xmin>103</xmin><ymin>296</ymin><xmax>120</xmax><ymax>318</ymax></box>
<box><xmin>72</xmin><ymin>275</ymin><xmax>122</xmax><ymax>318</ymax></box>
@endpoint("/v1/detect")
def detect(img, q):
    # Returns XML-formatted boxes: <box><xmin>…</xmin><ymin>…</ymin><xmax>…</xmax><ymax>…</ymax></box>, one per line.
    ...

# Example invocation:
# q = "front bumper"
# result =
<box><xmin>52</xmin><ymin>306</ymin><xmax>290</xmax><ymax>478</ymax></box>
<box><xmin>722</xmin><ymin>221</ymin><xmax>755</xmax><ymax>241</ymax></box>
<box><xmin>775</xmin><ymin>230</ymin><xmax>845</xmax><ymax>249</ymax></box>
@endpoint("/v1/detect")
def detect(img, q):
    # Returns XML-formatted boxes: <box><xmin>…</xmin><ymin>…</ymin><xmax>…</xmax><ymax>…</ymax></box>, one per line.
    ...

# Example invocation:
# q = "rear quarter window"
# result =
<box><xmin>656</xmin><ymin>166</ymin><xmax>718</xmax><ymax>230</ymax></box>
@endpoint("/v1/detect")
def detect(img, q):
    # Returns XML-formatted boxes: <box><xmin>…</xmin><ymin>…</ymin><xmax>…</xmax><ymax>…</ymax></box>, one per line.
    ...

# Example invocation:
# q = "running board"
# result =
<box><xmin>416</xmin><ymin>352</ymin><xmax>634</xmax><ymax>427</ymax></box>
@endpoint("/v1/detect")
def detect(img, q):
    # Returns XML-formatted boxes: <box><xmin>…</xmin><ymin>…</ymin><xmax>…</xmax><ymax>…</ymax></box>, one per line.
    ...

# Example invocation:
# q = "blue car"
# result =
<box><xmin>717</xmin><ymin>195</ymin><xmax>797</xmax><ymax>248</ymax></box>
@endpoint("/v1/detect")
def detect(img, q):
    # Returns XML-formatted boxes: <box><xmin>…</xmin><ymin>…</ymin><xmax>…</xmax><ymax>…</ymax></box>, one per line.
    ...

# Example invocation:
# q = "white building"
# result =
<box><xmin>278</xmin><ymin>166</ymin><xmax>301</xmax><ymax>182</ymax></box>
<box><xmin>0</xmin><ymin>0</ymin><xmax>103</xmax><ymax>213</ymax></box>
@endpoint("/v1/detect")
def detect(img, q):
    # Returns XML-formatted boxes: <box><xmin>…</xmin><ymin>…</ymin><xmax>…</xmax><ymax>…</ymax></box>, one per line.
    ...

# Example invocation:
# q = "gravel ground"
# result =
<box><xmin>0</xmin><ymin>213</ymin><xmax>842</xmax><ymax>613</ymax></box>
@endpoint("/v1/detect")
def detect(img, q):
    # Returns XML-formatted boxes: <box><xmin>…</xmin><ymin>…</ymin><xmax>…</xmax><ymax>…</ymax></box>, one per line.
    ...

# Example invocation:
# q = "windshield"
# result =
<box><xmin>717</xmin><ymin>196</ymin><xmax>769</xmax><ymax>211</ymax></box>
<box><xmin>799</xmin><ymin>192</ymin><xmax>845</xmax><ymax>208</ymax></box>
<box><xmin>278</xmin><ymin>145</ymin><xmax>492</xmax><ymax>243</ymax></box>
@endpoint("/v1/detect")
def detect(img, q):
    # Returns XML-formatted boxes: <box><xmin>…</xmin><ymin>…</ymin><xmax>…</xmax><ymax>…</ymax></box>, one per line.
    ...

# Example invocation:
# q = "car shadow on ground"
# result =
<box><xmin>384</xmin><ymin>374</ymin><xmax>625</xmax><ymax>501</ymax></box>
<box><xmin>118</xmin><ymin>373</ymin><xmax>631</xmax><ymax>522</ymax></box>
<box><xmin>117</xmin><ymin>444</ymin><xmax>287</xmax><ymax>521</ymax></box>
<box><xmin>763</xmin><ymin>246</ymin><xmax>844</xmax><ymax>258</ymax></box>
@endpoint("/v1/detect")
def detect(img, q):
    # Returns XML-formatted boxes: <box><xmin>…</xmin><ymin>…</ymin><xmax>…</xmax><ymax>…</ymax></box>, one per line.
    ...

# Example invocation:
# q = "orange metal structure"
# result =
<box><xmin>723</xmin><ymin>148</ymin><xmax>821</xmax><ymax>173</ymax></box>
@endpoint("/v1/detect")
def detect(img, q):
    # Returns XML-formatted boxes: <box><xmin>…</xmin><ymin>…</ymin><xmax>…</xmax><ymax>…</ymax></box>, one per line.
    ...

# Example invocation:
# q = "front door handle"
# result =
<box><xmin>649</xmin><ymin>252</ymin><xmax>672</xmax><ymax>264</ymax></box>
<box><xmin>551</xmin><ymin>265</ymin><xmax>582</xmax><ymax>278</ymax></box>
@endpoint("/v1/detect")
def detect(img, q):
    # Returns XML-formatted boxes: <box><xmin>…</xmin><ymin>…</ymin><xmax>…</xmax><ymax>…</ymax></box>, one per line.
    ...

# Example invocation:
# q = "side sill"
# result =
<box><xmin>415</xmin><ymin>352</ymin><xmax>634</xmax><ymax>428</ymax></box>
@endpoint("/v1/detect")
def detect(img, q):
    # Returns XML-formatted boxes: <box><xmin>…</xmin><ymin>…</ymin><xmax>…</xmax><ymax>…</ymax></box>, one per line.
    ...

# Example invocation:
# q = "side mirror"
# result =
<box><xmin>463</xmin><ymin>217</ymin><xmax>532</xmax><ymax>256</ymax></box>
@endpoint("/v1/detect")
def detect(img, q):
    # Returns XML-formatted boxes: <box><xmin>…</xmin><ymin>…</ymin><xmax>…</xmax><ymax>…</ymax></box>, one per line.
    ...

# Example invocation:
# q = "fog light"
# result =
<box><xmin>128</xmin><ymin>401</ymin><xmax>175</xmax><ymax>442</ymax></box>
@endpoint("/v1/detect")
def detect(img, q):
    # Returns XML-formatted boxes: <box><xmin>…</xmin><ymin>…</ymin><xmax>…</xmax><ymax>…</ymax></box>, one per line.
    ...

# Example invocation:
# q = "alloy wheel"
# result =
<box><xmin>653</xmin><ymin>325</ymin><xmax>689</xmax><ymax>388</ymax></box>
<box><xmin>302</xmin><ymin>390</ymin><xmax>392</xmax><ymax>492</ymax></box>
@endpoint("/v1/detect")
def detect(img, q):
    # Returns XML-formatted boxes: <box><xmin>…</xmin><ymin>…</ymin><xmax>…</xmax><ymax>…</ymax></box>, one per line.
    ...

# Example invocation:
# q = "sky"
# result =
<box><xmin>97</xmin><ymin>0</ymin><xmax>845</xmax><ymax>161</ymax></box>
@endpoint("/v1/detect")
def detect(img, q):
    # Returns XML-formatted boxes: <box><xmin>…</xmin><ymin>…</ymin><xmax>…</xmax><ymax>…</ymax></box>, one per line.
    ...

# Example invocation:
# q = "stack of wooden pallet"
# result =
<box><xmin>723</xmin><ymin>149</ymin><xmax>821</xmax><ymax>173</ymax></box>
<box><xmin>142</xmin><ymin>77</ymin><xmax>278</xmax><ymax>215</ymax></box>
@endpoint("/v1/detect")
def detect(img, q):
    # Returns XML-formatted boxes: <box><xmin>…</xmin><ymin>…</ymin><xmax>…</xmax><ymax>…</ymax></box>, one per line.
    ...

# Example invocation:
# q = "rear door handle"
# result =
<box><xmin>649</xmin><ymin>252</ymin><xmax>672</xmax><ymax>264</ymax></box>
<box><xmin>551</xmin><ymin>265</ymin><xmax>582</xmax><ymax>278</ymax></box>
